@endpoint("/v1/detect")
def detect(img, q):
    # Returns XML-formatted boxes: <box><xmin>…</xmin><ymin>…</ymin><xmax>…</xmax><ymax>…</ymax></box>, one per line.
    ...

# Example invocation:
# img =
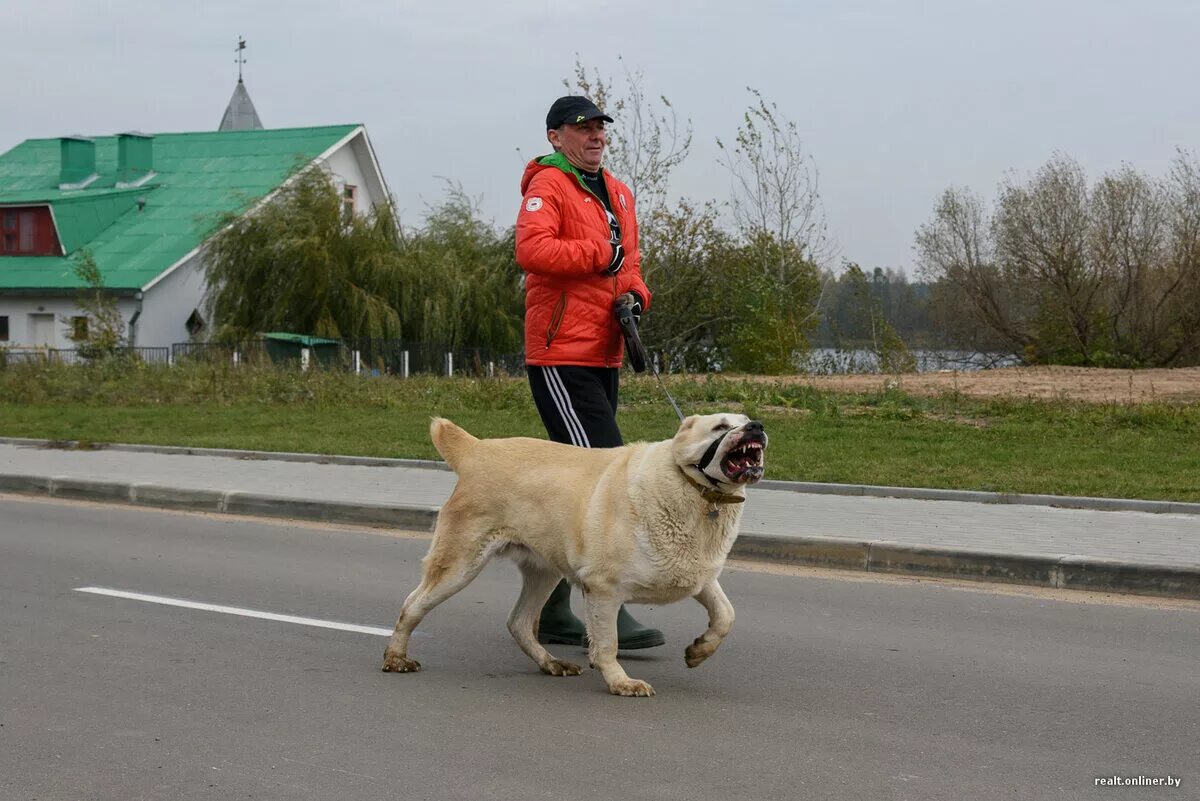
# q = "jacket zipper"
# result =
<box><xmin>545</xmin><ymin>291</ymin><xmax>567</xmax><ymax>350</ymax></box>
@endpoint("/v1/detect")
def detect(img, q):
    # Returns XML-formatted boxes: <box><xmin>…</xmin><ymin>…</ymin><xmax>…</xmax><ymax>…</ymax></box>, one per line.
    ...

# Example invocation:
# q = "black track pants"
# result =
<box><xmin>527</xmin><ymin>365</ymin><xmax>623</xmax><ymax>449</ymax></box>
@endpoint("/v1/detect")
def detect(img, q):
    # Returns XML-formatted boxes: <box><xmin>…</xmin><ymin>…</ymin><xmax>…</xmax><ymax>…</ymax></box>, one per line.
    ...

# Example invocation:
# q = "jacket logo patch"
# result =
<box><xmin>619</xmin><ymin>194</ymin><xmax>627</xmax><ymax>210</ymax></box>
<box><xmin>525</xmin><ymin>197</ymin><xmax>543</xmax><ymax>212</ymax></box>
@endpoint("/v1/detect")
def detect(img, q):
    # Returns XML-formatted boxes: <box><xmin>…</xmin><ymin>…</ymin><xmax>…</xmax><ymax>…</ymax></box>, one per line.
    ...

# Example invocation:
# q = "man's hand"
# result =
<box><xmin>605</xmin><ymin>243</ymin><xmax>625</xmax><ymax>275</ymax></box>
<box><xmin>613</xmin><ymin>291</ymin><xmax>642</xmax><ymax>322</ymax></box>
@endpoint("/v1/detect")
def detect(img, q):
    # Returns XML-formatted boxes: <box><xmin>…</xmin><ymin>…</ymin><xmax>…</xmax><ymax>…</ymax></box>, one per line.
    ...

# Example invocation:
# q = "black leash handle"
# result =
<box><xmin>615</xmin><ymin>304</ymin><xmax>649</xmax><ymax>372</ymax></box>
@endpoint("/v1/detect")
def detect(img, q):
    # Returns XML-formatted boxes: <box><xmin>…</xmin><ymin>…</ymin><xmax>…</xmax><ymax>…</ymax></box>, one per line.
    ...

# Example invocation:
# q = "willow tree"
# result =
<box><xmin>391</xmin><ymin>185</ymin><xmax>524</xmax><ymax>352</ymax></box>
<box><xmin>203</xmin><ymin>165</ymin><xmax>404</xmax><ymax>341</ymax></box>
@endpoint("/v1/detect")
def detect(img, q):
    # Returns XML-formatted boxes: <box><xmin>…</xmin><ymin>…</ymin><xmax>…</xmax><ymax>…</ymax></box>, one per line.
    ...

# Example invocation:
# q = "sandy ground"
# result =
<box><xmin>752</xmin><ymin>365</ymin><xmax>1200</xmax><ymax>404</ymax></box>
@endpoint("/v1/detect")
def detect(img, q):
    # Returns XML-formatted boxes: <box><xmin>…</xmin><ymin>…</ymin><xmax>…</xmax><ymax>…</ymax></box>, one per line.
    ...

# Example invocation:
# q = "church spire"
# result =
<box><xmin>219</xmin><ymin>37</ymin><xmax>264</xmax><ymax>131</ymax></box>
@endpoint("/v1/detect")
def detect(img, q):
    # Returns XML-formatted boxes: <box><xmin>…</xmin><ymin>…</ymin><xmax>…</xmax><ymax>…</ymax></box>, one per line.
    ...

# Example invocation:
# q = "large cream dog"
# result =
<box><xmin>381</xmin><ymin>413</ymin><xmax>767</xmax><ymax>697</ymax></box>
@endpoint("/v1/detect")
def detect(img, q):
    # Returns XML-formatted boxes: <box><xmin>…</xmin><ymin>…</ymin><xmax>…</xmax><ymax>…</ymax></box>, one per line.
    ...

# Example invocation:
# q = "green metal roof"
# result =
<box><xmin>0</xmin><ymin>125</ymin><xmax>360</xmax><ymax>291</ymax></box>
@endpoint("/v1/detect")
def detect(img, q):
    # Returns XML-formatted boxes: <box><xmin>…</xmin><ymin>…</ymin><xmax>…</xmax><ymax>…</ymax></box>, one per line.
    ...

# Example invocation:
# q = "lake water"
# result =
<box><xmin>798</xmin><ymin>348</ymin><xmax>1021</xmax><ymax>374</ymax></box>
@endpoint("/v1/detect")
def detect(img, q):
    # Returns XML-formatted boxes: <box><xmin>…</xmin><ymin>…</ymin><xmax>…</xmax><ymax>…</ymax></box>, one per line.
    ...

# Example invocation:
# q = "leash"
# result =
<box><xmin>615</xmin><ymin>297</ymin><xmax>685</xmax><ymax>423</ymax></box>
<box><xmin>651</xmin><ymin>359</ymin><xmax>685</xmax><ymax>423</ymax></box>
<box><xmin>616</xmin><ymin>303</ymin><xmax>747</xmax><ymax>514</ymax></box>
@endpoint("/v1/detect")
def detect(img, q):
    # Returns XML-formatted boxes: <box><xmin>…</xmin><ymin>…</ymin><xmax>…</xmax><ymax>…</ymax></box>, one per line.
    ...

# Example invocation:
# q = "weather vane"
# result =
<box><xmin>235</xmin><ymin>36</ymin><xmax>247</xmax><ymax>82</ymax></box>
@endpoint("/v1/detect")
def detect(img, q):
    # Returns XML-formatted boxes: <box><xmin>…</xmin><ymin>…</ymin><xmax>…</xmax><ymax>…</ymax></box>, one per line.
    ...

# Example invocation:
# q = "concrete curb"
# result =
<box><xmin>0</xmin><ymin>437</ymin><xmax>451</xmax><ymax>471</ymax></box>
<box><xmin>730</xmin><ymin>534</ymin><xmax>1200</xmax><ymax>600</ymax></box>
<box><xmin>3</xmin><ymin>472</ymin><xmax>1197</xmax><ymax>601</ymax></box>
<box><xmin>3</xmin><ymin>436</ymin><xmax>1197</xmax><ymax>515</ymax></box>
<box><xmin>752</xmin><ymin>480</ymin><xmax>1200</xmax><ymax>516</ymax></box>
<box><xmin>0</xmin><ymin>473</ymin><xmax>441</xmax><ymax>532</ymax></box>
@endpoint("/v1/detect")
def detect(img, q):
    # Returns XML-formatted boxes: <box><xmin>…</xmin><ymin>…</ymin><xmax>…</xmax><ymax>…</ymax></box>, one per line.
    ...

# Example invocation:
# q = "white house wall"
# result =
<box><xmin>136</xmin><ymin>250</ymin><xmax>207</xmax><ymax>348</ymax></box>
<box><xmin>0</xmin><ymin>259</ymin><xmax>202</xmax><ymax>350</ymax></box>
<box><xmin>0</xmin><ymin>295</ymin><xmax>138</xmax><ymax>349</ymax></box>
<box><xmin>323</xmin><ymin>132</ymin><xmax>386</xmax><ymax>212</ymax></box>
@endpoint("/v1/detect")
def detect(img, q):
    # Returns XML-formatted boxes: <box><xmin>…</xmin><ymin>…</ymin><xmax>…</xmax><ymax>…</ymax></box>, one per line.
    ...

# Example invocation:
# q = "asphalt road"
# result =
<box><xmin>2</xmin><ymin>495</ymin><xmax>1197</xmax><ymax>801</ymax></box>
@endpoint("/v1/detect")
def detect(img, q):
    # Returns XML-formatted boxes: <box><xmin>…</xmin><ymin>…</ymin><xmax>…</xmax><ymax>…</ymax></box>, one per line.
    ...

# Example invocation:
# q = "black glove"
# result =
<box><xmin>605</xmin><ymin>242</ymin><xmax>625</xmax><ymax>275</ymax></box>
<box><xmin>617</xmin><ymin>291</ymin><xmax>643</xmax><ymax>322</ymax></box>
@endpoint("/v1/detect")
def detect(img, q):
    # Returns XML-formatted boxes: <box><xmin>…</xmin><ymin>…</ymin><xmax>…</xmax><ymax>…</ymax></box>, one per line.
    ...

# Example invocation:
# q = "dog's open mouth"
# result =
<box><xmin>721</xmin><ymin>438</ymin><xmax>765</xmax><ymax>483</ymax></box>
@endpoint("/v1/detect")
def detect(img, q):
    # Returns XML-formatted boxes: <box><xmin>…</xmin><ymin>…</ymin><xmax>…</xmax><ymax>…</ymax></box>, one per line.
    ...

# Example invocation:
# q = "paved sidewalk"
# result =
<box><xmin>1</xmin><ymin>441</ymin><xmax>1197</xmax><ymax>599</ymax></box>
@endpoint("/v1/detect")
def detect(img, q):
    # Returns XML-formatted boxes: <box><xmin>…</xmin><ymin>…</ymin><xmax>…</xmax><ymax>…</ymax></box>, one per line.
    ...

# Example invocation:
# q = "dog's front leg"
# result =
<box><xmin>584</xmin><ymin>592</ymin><xmax>654</xmax><ymax>697</ymax></box>
<box><xmin>685</xmin><ymin>579</ymin><xmax>735</xmax><ymax>668</ymax></box>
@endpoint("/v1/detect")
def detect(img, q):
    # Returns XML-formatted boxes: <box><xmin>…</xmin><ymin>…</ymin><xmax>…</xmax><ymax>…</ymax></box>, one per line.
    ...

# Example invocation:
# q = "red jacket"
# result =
<box><xmin>516</xmin><ymin>153</ymin><xmax>652</xmax><ymax>367</ymax></box>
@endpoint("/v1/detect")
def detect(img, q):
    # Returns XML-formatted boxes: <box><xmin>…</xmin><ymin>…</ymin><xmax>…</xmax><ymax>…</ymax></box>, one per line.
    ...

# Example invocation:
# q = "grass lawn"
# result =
<box><xmin>1</xmin><ymin>362</ymin><xmax>1197</xmax><ymax>501</ymax></box>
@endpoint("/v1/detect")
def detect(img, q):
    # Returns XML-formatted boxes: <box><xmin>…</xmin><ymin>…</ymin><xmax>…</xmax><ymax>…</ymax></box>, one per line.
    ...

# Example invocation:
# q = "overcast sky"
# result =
<box><xmin>7</xmin><ymin>0</ymin><xmax>1199</xmax><ymax>273</ymax></box>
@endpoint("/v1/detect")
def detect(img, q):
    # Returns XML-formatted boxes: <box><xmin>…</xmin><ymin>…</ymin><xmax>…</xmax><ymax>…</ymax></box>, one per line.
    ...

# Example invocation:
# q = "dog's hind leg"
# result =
<box><xmin>684</xmin><ymin>578</ymin><xmax>735</xmax><ymax>669</ymax></box>
<box><xmin>381</xmin><ymin>515</ymin><xmax>497</xmax><ymax>673</ymax></box>
<box><xmin>507</xmin><ymin>559</ymin><xmax>582</xmax><ymax>677</ymax></box>
<box><xmin>584</xmin><ymin>592</ymin><xmax>654</xmax><ymax>697</ymax></box>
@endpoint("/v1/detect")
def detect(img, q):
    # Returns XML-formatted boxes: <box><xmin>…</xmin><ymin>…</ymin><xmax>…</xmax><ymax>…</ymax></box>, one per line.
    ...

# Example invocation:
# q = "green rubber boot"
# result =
<box><xmin>615</xmin><ymin>604</ymin><xmax>665</xmax><ymax>650</ymax></box>
<box><xmin>536</xmin><ymin>580</ymin><xmax>665</xmax><ymax>650</ymax></box>
<box><xmin>537</xmin><ymin>580</ymin><xmax>586</xmax><ymax>646</ymax></box>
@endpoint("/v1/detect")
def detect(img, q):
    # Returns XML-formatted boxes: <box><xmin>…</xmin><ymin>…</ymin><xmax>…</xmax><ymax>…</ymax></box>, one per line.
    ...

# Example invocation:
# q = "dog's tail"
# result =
<box><xmin>430</xmin><ymin>417</ymin><xmax>479</xmax><ymax>472</ymax></box>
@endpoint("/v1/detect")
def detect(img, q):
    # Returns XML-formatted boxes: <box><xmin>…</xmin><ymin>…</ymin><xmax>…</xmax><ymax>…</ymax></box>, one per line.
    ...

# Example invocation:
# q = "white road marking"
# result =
<box><xmin>75</xmin><ymin>586</ymin><xmax>403</xmax><ymax>638</ymax></box>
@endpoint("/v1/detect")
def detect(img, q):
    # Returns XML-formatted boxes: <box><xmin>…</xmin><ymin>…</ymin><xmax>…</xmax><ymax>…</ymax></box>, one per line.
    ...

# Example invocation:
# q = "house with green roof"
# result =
<box><xmin>0</xmin><ymin>115</ymin><xmax>389</xmax><ymax>349</ymax></box>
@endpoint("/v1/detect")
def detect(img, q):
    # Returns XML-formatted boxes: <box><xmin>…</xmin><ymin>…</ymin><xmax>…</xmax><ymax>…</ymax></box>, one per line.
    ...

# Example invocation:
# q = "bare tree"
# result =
<box><xmin>713</xmin><ymin>88</ymin><xmax>834</xmax><ymax>354</ymax></box>
<box><xmin>916</xmin><ymin>187</ymin><xmax>1028</xmax><ymax>353</ymax></box>
<box><xmin>717</xmin><ymin>88</ymin><xmax>834</xmax><ymax>278</ymax></box>
<box><xmin>563</xmin><ymin>56</ymin><xmax>692</xmax><ymax>218</ymax></box>
<box><xmin>917</xmin><ymin>152</ymin><xmax>1200</xmax><ymax>367</ymax></box>
<box><xmin>1088</xmin><ymin>165</ymin><xmax>1166</xmax><ymax>362</ymax></box>
<box><xmin>1160</xmin><ymin>150</ymin><xmax>1200</xmax><ymax>363</ymax></box>
<box><xmin>994</xmin><ymin>154</ymin><xmax>1102</xmax><ymax>360</ymax></box>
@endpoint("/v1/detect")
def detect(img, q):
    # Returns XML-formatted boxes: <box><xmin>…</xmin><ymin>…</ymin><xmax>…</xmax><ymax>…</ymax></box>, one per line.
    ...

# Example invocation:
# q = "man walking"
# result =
<box><xmin>514</xmin><ymin>95</ymin><xmax>664</xmax><ymax>650</ymax></box>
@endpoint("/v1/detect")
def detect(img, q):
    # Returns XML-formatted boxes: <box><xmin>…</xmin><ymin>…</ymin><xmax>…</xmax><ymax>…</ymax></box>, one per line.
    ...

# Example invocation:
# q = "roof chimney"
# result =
<box><xmin>59</xmin><ymin>135</ymin><xmax>97</xmax><ymax>189</ymax></box>
<box><xmin>116</xmin><ymin>132</ymin><xmax>155</xmax><ymax>187</ymax></box>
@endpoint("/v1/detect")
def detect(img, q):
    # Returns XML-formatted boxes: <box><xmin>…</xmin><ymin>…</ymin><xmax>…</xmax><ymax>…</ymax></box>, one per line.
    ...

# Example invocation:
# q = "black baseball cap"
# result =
<box><xmin>545</xmin><ymin>95</ymin><xmax>614</xmax><ymax>130</ymax></box>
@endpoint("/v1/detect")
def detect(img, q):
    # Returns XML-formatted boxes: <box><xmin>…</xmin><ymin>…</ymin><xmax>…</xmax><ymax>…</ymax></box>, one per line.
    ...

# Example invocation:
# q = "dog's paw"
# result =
<box><xmin>685</xmin><ymin>639</ymin><xmax>713</xmax><ymax>668</ymax></box>
<box><xmin>381</xmin><ymin>653</ymin><xmax>421</xmax><ymax>673</ymax></box>
<box><xmin>541</xmin><ymin>658</ymin><xmax>583</xmax><ymax>677</ymax></box>
<box><xmin>608</xmin><ymin>678</ymin><xmax>655</xmax><ymax>697</ymax></box>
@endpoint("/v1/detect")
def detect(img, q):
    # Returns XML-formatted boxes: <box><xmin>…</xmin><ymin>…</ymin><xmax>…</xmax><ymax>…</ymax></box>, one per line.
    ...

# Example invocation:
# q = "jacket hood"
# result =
<box><xmin>520</xmin><ymin>152</ymin><xmax>589</xmax><ymax>195</ymax></box>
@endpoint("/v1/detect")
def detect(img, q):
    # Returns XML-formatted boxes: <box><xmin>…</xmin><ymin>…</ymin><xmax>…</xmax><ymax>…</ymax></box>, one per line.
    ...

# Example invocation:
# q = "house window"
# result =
<box><xmin>185</xmin><ymin>309</ymin><xmax>206</xmax><ymax>338</ymax></box>
<box><xmin>0</xmin><ymin>316</ymin><xmax>8</xmax><ymax>342</ymax></box>
<box><xmin>72</xmin><ymin>316</ymin><xmax>89</xmax><ymax>341</ymax></box>
<box><xmin>343</xmin><ymin>185</ymin><xmax>357</xmax><ymax>219</ymax></box>
<box><xmin>20</xmin><ymin>212</ymin><xmax>34</xmax><ymax>250</ymax></box>
<box><xmin>0</xmin><ymin>206</ymin><xmax>61</xmax><ymax>255</ymax></box>
<box><xmin>2</xmin><ymin>212</ymin><xmax>16</xmax><ymax>252</ymax></box>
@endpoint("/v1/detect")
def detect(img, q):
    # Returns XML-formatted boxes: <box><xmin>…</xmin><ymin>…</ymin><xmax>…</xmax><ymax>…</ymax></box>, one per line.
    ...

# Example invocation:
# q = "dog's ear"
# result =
<box><xmin>679</xmin><ymin>416</ymin><xmax>697</xmax><ymax>432</ymax></box>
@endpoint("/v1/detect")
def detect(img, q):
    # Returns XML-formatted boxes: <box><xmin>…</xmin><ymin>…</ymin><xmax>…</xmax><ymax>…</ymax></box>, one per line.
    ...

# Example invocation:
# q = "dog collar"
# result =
<box><xmin>680</xmin><ymin>469</ymin><xmax>745</xmax><ymax>505</ymax></box>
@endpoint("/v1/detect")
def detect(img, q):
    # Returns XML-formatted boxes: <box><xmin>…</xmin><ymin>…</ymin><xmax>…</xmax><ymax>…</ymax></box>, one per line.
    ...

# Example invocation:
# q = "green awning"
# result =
<box><xmin>260</xmin><ymin>332</ymin><xmax>342</xmax><ymax>346</ymax></box>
